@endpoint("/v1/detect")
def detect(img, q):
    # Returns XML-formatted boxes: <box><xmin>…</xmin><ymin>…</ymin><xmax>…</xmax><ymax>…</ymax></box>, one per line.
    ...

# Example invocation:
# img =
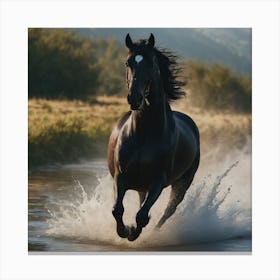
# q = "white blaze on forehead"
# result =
<box><xmin>135</xmin><ymin>55</ymin><xmax>143</xmax><ymax>64</ymax></box>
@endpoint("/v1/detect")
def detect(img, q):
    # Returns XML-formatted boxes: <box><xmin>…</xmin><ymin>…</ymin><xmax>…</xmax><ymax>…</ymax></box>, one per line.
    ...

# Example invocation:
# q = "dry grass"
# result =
<box><xmin>173</xmin><ymin>101</ymin><xmax>251</xmax><ymax>157</ymax></box>
<box><xmin>28</xmin><ymin>96</ymin><xmax>128</xmax><ymax>167</ymax></box>
<box><xmin>29</xmin><ymin>96</ymin><xmax>128</xmax><ymax>139</ymax></box>
<box><xmin>28</xmin><ymin>96</ymin><xmax>251</xmax><ymax>168</ymax></box>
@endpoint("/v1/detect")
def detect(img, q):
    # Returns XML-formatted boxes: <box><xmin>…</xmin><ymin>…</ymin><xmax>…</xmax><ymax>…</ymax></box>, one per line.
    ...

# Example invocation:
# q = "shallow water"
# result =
<box><xmin>28</xmin><ymin>151</ymin><xmax>252</xmax><ymax>253</ymax></box>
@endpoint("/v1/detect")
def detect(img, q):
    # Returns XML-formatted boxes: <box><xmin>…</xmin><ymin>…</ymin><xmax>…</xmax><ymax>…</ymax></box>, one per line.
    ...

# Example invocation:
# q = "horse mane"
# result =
<box><xmin>154</xmin><ymin>47</ymin><xmax>186</xmax><ymax>102</ymax></box>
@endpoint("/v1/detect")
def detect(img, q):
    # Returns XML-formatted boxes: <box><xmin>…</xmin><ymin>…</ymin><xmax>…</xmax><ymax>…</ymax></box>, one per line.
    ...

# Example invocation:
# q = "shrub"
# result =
<box><xmin>28</xmin><ymin>29</ymin><xmax>100</xmax><ymax>99</ymax></box>
<box><xmin>182</xmin><ymin>61</ymin><xmax>251</xmax><ymax>113</ymax></box>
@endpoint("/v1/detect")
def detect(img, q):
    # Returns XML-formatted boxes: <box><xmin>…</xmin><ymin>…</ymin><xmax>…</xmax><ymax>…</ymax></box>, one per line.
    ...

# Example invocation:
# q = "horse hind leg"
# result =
<box><xmin>156</xmin><ymin>174</ymin><xmax>194</xmax><ymax>229</ymax></box>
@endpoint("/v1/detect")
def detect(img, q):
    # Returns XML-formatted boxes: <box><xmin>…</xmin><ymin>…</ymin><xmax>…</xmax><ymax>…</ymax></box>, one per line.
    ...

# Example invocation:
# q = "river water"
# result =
<box><xmin>28</xmin><ymin>149</ymin><xmax>252</xmax><ymax>253</ymax></box>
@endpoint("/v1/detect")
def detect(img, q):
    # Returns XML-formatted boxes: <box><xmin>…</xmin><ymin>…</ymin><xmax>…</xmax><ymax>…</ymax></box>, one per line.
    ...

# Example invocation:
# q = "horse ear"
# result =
<box><xmin>125</xmin><ymin>34</ymin><xmax>134</xmax><ymax>49</ymax></box>
<box><xmin>148</xmin><ymin>33</ymin><xmax>155</xmax><ymax>47</ymax></box>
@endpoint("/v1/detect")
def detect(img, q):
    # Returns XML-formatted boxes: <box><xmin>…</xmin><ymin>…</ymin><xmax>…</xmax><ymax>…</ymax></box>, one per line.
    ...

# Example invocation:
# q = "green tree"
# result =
<box><xmin>182</xmin><ymin>61</ymin><xmax>251</xmax><ymax>113</ymax></box>
<box><xmin>28</xmin><ymin>28</ymin><xmax>100</xmax><ymax>99</ymax></box>
<box><xmin>93</xmin><ymin>38</ymin><xmax>127</xmax><ymax>95</ymax></box>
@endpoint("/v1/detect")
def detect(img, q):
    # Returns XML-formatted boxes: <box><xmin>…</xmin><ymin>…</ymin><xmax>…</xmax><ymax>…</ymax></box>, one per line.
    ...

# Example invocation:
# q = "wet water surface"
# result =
<box><xmin>28</xmin><ymin>159</ymin><xmax>251</xmax><ymax>253</ymax></box>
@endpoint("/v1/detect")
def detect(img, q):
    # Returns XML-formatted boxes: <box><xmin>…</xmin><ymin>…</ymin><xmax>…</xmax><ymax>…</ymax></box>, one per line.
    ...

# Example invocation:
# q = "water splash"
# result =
<box><xmin>45</xmin><ymin>151</ymin><xmax>251</xmax><ymax>249</ymax></box>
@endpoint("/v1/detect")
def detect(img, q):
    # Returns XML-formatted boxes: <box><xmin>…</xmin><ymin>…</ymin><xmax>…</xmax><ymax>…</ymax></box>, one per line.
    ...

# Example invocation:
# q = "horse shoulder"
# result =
<box><xmin>107</xmin><ymin>111</ymin><xmax>131</xmax><ymax>176</ymax></box>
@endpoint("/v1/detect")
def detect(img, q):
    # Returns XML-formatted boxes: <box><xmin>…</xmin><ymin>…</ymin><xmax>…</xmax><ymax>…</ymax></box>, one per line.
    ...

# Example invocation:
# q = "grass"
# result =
<box><xmin>28</xmin><ymin>96</ymin><xmax>128</xmax><ymax>167</ymax></box>
<box><xmin>28</xmin><ymin>96</ymin><xmax>251</xmax><ymax>168</ymax></box>
<box><xmin>173</xmin><ymin>101</ymin><xmax>252</xmax><ymax>157</ymax></box>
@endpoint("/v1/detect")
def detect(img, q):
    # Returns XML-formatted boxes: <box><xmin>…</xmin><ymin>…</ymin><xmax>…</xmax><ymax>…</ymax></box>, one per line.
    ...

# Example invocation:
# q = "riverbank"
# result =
<box><xmin>28</xmin><ymin>96</ymin><xmax>251</xmax><ymax>168</ymax></box>
<box><xmin>28</xmin><ymin>96</ymin><xmax>127</xmax><ymax>167</ymax></box>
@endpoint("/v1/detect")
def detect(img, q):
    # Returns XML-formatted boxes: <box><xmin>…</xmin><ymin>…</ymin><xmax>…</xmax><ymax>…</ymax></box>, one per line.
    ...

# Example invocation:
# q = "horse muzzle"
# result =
<box><xmin>127</xmin><ymin>93</ymin><xmax>144</xmax><ymax>110</ymax></box>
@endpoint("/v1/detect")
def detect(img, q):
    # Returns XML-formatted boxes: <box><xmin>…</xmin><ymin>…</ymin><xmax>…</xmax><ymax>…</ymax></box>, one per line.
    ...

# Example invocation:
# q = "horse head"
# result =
<box><xmin>125</xmin><ymin>33</ymin><xmax>161</xmax><ymax>110</ymax></box>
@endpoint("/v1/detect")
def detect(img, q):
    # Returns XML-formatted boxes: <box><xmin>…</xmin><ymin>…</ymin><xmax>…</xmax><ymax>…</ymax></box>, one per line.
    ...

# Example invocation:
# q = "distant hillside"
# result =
<box><xmin>73</xmin><ymin>28</ymin><xmax>251</xmax><ymax>76</ymax></box>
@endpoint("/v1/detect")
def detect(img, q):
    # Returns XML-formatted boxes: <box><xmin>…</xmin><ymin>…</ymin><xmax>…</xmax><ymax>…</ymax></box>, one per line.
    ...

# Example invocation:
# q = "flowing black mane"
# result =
<box><xmin>154</xmin><ymin>47</ymin><xmax>186</xmax><ymax>102</ymax></box>
<box><xmin>132</xmin><ymin>39</ymin><xmax>186</xmax><ymax>103</ymax></box>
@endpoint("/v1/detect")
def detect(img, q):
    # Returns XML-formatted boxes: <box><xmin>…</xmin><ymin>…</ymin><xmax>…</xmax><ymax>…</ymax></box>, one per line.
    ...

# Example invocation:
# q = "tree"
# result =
<box><xmin>28</xmin><ymin>28</ymin><xmax>100</xmax><ymax>99</ymax></box>
<box><xmin>182</xmin><ymin>61</ymin><xmax>251</xmax><ymax>113</ymax></box>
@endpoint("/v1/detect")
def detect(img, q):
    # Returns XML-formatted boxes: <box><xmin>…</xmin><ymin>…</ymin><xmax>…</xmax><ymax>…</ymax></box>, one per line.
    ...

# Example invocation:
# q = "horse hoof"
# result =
<box><xmin>117</xmin><ymin>225</ymin><xmax>129</xmax><ymax>238</ymax></box>
<box><xmin>127</xmin><ymin>226</ymin><xmax>141</xmax><ymax>241</ymax></box>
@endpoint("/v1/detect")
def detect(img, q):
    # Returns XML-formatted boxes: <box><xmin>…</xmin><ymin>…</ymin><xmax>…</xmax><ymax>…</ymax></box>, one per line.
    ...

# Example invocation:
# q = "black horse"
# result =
<box><xmin>107</xmin><ymin>34</ymin><xmax>200</xmax><ymax>241</ymax></box>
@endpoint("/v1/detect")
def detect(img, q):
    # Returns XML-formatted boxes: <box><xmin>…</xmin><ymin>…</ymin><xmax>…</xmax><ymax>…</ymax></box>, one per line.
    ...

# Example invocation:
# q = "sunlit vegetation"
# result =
<box><xmin>28</xmin><ymin>97</ymin><xmax>128</xmax><ymax>167</ymax></box>
<box><xmin>28</xmin><ymin>97</ymin><xmax>251</xmax><ymax>168</ymax></box>
<box><xmin>173</xmin><ymin>101</ymin><xmax>251</xmax><ymax>159</ymax></box>
<box><xmin>182</xmin><ymin>61</ymin><xmax>251</xmax><ymax>113</ymax></box>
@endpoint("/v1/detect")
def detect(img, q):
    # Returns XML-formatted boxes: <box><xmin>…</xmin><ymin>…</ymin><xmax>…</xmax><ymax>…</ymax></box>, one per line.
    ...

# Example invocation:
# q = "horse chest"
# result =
<box><xmin>116</xmin><ymin>135</ymin><xmax>172</xmax><ymax>181</ymax></box>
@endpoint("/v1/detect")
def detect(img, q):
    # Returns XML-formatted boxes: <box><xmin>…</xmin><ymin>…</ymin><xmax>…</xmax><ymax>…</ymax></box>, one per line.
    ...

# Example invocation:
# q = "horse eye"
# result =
<box><xmin>125</xmin><ymin>61</ymin><xmax>129</xmax><ymax>67</ymax></box>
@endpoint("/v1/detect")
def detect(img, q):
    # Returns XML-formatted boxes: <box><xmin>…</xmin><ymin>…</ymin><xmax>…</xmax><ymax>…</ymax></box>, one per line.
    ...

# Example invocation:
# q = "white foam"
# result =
<box><xmin>45</xmin><ymin>144</ymin><xmax>251</xmax><ymax>249</ymax></box>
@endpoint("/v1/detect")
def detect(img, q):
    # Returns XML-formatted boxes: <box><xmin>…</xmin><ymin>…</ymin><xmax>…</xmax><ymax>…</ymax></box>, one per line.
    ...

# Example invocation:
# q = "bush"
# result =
<box><xmin>28</xmin><ymin>117</ymin><xmax>94</xmax><ymax>166</ymax></box>
<box><xmin>182</xmin><ymin>61</ymin><xmax>251</xmax><ymax>113</ymax></box>
<box><xmin>28</xmin><ymin>97</ymin><xmax>128</xmax><ymax>168</ymax></box>
<box><xmin>29</xmin><ymin>28</ymin><xmax>101</xmax><ymax>99</ymax></box>
<box><xmin>28</xmin><ymin>29</ymin><xmax>128</xmax><ymax>100</ymax></box>
<box><xmin>92</xmin><ymin>38</ymin><xmax>127</xmax><ymax>95</ymax></box>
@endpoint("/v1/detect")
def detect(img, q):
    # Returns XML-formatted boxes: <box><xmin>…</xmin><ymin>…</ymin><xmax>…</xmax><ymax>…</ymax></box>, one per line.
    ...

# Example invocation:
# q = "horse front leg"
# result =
<box><xmin>128</xmin><ymin>177</ymin><xmax>164</xmax><ymax>241</ymax></box>
<box><xmin>112</xmin><ymin>174</ymin><xmax>129</xmax><ymax>238</ymax></box>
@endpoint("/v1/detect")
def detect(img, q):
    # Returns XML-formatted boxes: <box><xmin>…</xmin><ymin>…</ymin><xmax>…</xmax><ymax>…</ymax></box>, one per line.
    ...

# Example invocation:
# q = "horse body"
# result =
<box><xmin>107</xmin><ymin>34</ymin><xmax>200</xmax><ymax>241</ymax></box>
<box><xmin>108</xmin><ymin>110</ymin><xmax>199</xmax><ymax>189</ymax></box>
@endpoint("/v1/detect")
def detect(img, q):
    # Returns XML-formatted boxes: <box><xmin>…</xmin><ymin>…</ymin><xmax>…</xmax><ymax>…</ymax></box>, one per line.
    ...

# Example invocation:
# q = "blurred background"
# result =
<box><xmin>28</xmin><ymin>28</ymin><xmax>251</xmax><ymax>168</ymax></box>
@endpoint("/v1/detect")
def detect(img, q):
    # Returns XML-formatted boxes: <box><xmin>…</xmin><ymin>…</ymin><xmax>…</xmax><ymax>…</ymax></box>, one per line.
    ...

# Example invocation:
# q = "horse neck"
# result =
<box><xmin>131</xmin><ymin>78</ymin><xmax>171</xmax><ymax>135</ymax></box>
